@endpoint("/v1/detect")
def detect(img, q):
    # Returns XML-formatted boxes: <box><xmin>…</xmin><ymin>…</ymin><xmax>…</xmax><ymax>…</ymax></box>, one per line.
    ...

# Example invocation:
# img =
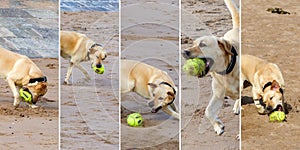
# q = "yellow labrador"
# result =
<box><xmin>121</xmin><ymin>59</ymin><xmax>179</xmax><ymax>119</ymax></box>
<box><xmin>60</xmin><ymin>31</ymin><xmax>107</xmax><ymax>84</ymax></box>
<box><xmin>0</xmin><ymin>47</ymin><xmax>48</xmax><ymax>108</ymax></box>
<box><xmin>182</xmin><ymin>0</ymin><xmax>240</xmax><ymax>135</ymax></box>
<box><xmin>241</xmin><ymin>55</ymin><xmax>285</xmax><ymax>114</ymax></box>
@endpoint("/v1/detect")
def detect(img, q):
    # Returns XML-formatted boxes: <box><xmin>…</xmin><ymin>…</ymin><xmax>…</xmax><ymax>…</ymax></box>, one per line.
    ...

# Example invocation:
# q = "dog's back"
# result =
<box><xmin>60</xmin><ymin>31</ymin><xmax>89</xmax><ymax>58</ymax></box>
<box><xmin>0</xmin><ymin>47</ymin><xmax>41</xmax><ymax>78</ymax></box>
<box><xmin>241</xmin><ymin>55</ymin><xmax>284</xmax><ymax>87</ymax></box>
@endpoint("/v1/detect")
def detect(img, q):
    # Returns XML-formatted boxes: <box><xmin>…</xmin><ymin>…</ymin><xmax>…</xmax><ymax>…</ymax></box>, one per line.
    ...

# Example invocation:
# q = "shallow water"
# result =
<box><xmin>61</xmin><ymin>0</ymin><xmax>119</xmax><ymax>12</ymax></box>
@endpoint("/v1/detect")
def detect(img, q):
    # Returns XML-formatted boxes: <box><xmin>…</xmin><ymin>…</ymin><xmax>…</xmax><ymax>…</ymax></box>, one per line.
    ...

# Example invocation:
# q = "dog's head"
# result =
<box><xmin>89</xmin><ymin>44</ymin><xmax>107</xmax><ymax>69</ymax></box>
<box><xmin>182</xmin><ymin>36</ymin><xmax>235</xmax><ymax>77</ymax></box>
<box><xmin>262</xmin><ymin>80</ymin><xmax>284</xmax><ymax>114</ymax></box>
<box><xmin>147</xmin><ymin>82</ymin><xmax>177</xmax><ymax>113</ymax></box>
<box><xmin>24</xmin><ymin>82</ymin><xmax>48</xmax><ymax>104</ymax></box>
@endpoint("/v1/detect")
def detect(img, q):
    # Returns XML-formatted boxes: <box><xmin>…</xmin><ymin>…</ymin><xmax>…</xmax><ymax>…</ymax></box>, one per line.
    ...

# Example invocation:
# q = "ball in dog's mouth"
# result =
<box><xmin>183</xmin><ymin>57</ymin><xmax>213</xmax><ymax>78</ymax></box>
<box><xmin>91</xmin><ymin>64</ymin><xmax>105</xmax><ymax>74</ymax></box>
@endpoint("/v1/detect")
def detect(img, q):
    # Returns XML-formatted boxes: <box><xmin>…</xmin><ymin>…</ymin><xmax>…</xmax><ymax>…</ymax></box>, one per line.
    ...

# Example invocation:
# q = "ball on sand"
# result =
<box><xmin>183</xmin><ymin>58</ymin><xmax>206</xmax><ymax>76</ymax></box>
<box><xmin>92</xmin><ymin>64</ymin><xmax>105</xmax><ymax>74</ymax></box>
<box><xmin>127</xmin><ymin>113</ymin><xmax>143</xmax><ymax>127</ymax></box>
<box><xmin>269</xmin><ymin>111</ymin><xmax>285</xmax><ymax>122</ymax></box>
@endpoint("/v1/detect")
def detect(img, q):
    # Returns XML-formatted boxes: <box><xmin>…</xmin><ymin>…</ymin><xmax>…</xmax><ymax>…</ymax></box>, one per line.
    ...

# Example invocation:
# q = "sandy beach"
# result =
<box><xmin>241</xmin><ymin>0</ymin><xmax>300</xmax><ymax>149</ymax></box>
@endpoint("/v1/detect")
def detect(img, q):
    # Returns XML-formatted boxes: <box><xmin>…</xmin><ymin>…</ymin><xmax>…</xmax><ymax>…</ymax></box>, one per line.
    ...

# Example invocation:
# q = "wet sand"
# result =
<box><xmin>60</xmin><ymin>11</ymin><xmax>119</xmax><ymax>149</ymax></box>
<box><xmin>0</xmin><ymin>58</ymin><xmax>59</xmax><ymax>149</ymax></box>
<box><xmin>121</xmin><ymin>0</ymin><xmax>180</xmax><ymax>149</ymax></box>
<box><xmin>241</xmin><ymin>0</ymin><xmax>300</xmax><ymax>149</ymax></box>
<box><xmin>181</xmin><ymin>0</ymin><xmax>239</xmax><ymax>149</ymax></box>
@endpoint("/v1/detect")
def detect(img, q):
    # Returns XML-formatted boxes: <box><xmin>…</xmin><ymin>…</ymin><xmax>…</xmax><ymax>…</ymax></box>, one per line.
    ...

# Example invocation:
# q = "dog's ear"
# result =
<box><xmin>167</xmin><ymin>91</ymin><xmax>174</xmax><ymax>97</ymax></box>
<box><xmin>89</xmin><ymin>47</ymin><xmax>97</xmax><ymax>54</ymax></box>
<box><xmin>271</xmin><ymin>80</ymin><xmax>280</xmax><ymax>91</ymax></box>
<box><xmin>218</xmin><ymin>39</ymin><xmax>234</xmax><ymax>55</ymax></box>
<box><xmin>147</xmin><ymin>83</ymin><xmax>157</xmax><ymax>89</ymax></box>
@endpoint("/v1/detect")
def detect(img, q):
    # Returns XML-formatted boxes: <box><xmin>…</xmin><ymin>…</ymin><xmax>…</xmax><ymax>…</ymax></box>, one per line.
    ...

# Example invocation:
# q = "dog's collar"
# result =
<box><xmin>217</xmin><ymin>46</ymin><xmax>238</xmax><ymax>75</ymax></box>
<box><xmin>159</xmin><ymin>82</ymin><xmax>176</xmax><ymax>95</ymax></box>
<box><xmin>262</xmin><ymin>81</ymin><xmax>284</xmax><ymax>94</ymax></box>
<box><xmin>29</xmin><ymin>76</ymin><xmax>47</xmax><ymax>83</ymax></box>
<box><xmin>90</xmin><ymin>43</ymin><xmax>103</xmax><ymax>49</ymax></box>
<box><xmin>87</xmin><ymin>43</ymin><xmax>103</xmax><ymax>60</ymax></box>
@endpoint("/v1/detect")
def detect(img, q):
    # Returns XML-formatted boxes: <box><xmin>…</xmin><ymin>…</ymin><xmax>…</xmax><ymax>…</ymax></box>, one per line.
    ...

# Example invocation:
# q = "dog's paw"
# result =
<box><xmin>233</xmin><ymin>107</ymin><xmax>240</xmax><ymax>115</ymax></box>
<box><xmin>215</xmin><ymin>127</ymin><xmax>225</xmax><ymax>135</ymax></box>
<box><xmin>13</xmin><ymin>99</ymin><xmax>20</xmax><ymax>108</ymax></box>
<box><xmin>63</xmin><ymin>81</ymin><xmax>69</xmax><ymax>85</ymax></box>
<box><xmin>30</xmin><ymin>104</ymin><xmax>39</xmax><ymax>109</ymax></box>
<box><xmin>214</xmin><ymin>122</ymin><xmax>225</xmax><ymax>135</ymax></box>
<box><xmin>236</xmin><ymin>134</ymin><xmax>240</xmax><ymax>140</ymax></box>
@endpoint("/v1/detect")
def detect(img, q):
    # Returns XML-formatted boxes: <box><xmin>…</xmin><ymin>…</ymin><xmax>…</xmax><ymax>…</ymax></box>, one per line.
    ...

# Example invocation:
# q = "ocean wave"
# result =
<box><xmin>61</xmin><ymin>0</ymin><xmax>119</xmax><ymax>12</ymax></box>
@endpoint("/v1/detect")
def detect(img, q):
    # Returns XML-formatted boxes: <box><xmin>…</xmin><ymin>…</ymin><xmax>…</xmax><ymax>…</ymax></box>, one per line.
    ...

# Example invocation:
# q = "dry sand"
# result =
<box><xmin>181</xmin><ymin>0</ymin><xmax>240</xmax><ymax>149</ymax></box>
<box><xmin>241</xmin><ymin>0</ymin><xmax>300</xmax><ymax>149</ymax></box>
<box><xmin>0</xmin><ymin>58</ymin><xmax>59</xmax><ymax>149</ymax></box>
<box><xmin>60</xmin><ymin>11</ymin><xmax>119</xmax><ymax>149</ymax></box>
<box><xmin>121</xmin><ymin>0</ymin><xmax>179</xmax><ymax>149</ymax></box>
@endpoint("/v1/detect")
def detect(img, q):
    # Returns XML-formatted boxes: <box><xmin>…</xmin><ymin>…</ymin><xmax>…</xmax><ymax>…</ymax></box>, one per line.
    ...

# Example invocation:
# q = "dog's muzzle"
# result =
<box><xmin>151</xmin><ymin>106</ymin><xmax>162</xmax><ymax>113</ymax></box>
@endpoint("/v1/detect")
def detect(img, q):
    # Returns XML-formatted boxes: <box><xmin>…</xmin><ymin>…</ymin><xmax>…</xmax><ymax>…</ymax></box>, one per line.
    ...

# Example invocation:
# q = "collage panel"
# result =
<box><xmin>241</xmin><ymin>0</ymin><xmax>300</xmax><ymax>149</ymax></box>
<box><xmin>0</xmin><ymin>0</ymin><xmax>59</xmax><ymax>149</ymax></box>
<box><xmin>121</xmin><ymin>0</ymin><xmax>180</xmax><ymax>149</ymax></box>
<box><xmin>60</xmin><ymin>0</ymin><xmax>119</xmax><ymax>149</ymax></box>
<box><xmin>181</xmin><ymin>0</ymin><xmax>240</xmax><ymax>149</ymax></box>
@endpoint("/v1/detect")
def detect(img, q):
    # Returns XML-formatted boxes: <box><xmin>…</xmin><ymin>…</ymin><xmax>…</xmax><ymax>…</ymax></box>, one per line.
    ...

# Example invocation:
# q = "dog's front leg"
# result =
<box><xmin>233</xmin><ymin>99</ymin><xmax>240</xmax><ymax>115</ymax></box>
<box><xmin>252</xmin><ymin>87</ymin><xmax>265</xmax><ymax>114</ymax></box>
<box><xmin>170</xmin><ymin>103</ymin><xmax>177</xmax><ymax>112</ymax></box>
<box><xmin>7</xmin><ymin>78</ymin><xmax>20</xmax><ymax>108</ymax></box>
<box><xmin>205</xmin><ymin>78</ymin><xmax>225</xmax><ymax>135</ymax></box>
<box><xmin>76</xmin><ymin>64</ymin><xmax>90</xmax><ymax>80</ymax></box>
<box><xmin>205</xmin><ymin>95</ymin><xmax>225</xmax><ymax>135</ymax></box>
<box><xmin>64</xmin><ymin>62</ymin><xmax>75</xmax><ymax>84</ymax></box>
<box><xmin>162</xmin><ymin>106</ymin><xmax>179</xmax><ymax>120</ymax></box>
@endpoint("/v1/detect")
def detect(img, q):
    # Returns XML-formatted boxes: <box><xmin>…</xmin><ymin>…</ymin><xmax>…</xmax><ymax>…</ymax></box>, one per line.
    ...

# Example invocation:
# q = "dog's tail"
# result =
<box><xmin>224</xmin><ymin>0</ymin><xmax>240</xmax><ymax>28</ymax></box>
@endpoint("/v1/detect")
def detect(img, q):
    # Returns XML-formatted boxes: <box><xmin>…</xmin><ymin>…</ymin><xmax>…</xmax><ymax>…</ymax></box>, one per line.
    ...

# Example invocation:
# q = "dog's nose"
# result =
<box><xmin>183</xmin><ymin>50</ymin><xmax>190</xmax><ymax>56</ymax></box>
<box><xmin>96</xmin><ymin>64</ymin><xmax>102</xmax><ymax>68</ymax></box>
<box><xmin>266</xmin><ymin>106</ymin><xmax>273</xmax><ymax>111</ymax></box>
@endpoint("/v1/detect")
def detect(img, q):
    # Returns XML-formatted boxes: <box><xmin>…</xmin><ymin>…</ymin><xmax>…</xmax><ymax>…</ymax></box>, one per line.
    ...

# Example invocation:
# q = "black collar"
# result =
<box><xmin>29</xmin><ymin>76</ymin><xmax>47</xmax><ymax>83</ymax></box>
<box><xmin>217</xmin><ymin>46</ymin><xmax>238</xmax><ymax>75</ymax></box>
<box><xmin>159</xmin><ymin>81</ymin><xmax>176</xmax><ymax>105</ymax></box>
<box><xmin>159</xmin><ymin>82</ymin><xmax>176</xmax><ymax>95</ymax></box>
<box><xmin>262</xmin><ymin>81</ymin><xmax>284</xmax><ymax>94</ymax></box>
<box><xmin>90</xmin><ymin>43</ymin><xmax>102</xmax><ymax>49</ymax></box>
<box><xmin>87</xmin><ymin>43</ymin><xmax>103</xmax><ymax>60</ymax></box>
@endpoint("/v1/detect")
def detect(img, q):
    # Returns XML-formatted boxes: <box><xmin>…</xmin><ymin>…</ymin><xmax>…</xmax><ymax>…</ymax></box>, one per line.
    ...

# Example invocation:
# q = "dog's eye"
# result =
<box><xmin>270</xmin><ymin>96</ymin><xmax>274</xmax><ymax>100</ymax></box>
<box><xmin>158</xmin><ymin>97</ymin><xmax>163</xmax><ymax>100</ymax></box>
<box><xmin>96</xmin><ymin>56</ymin><xmax>99</xmax><ymax>59</ymax></box>
<box><xmin>199</xmin><ymin>41</ymin><xmax>207</xmax><ymax>47</ymax></box>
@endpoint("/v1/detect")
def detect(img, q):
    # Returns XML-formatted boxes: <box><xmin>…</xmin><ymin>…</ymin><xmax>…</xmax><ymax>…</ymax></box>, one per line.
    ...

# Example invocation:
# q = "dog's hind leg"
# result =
<box><xmin>76</xmin><ymin>64</ymin><xmax>91</xmax><ymax>80</ymax></box>
<box><xmin>64</xmin><ymin>62</ymin><xmax>75</xmax><ymax>84</ymax></box>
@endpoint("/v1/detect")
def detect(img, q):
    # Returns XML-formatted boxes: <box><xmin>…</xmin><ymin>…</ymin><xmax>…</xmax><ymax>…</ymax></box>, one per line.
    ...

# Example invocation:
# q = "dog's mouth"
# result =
<box><xmin>151</xmin><ymin>106</ymin><xmax>162</xmax><ymax>113</ymax></box>
<box><xmin>274</xmin><ymin>105</ymin><xmax>284</xmax><ymax>112</ymax></box>
<box><xmin>268</xmin><ymin>104</ymin><xmax>284</xmax><ymax>114</ymax></box>
<box><xmin>198</xmin><ymin>57</ymin><xmax>214</xmax><ymax>78</ymax></box>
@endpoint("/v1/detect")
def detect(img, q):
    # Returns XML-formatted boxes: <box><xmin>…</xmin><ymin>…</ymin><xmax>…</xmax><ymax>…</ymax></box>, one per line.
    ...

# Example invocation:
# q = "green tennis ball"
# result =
<box><xmin>92</xmin><ymin>64</ymin><xmax>105</xmax><ymax>74</ymax></box>
<box><xmin>269</xmin><ymin>111</ymin><xmax>285</xmax><ymax>122</ymax></box>
<box><xmin>127</xmin><ymin>113</ymin><xmax>143</xmax><ymax>127</ymax></box>
<box><xmin>183</xmin><ymin>58</ymin><xmax>206</xmax><ymax>76</ymax></box>
<box><xmin>19</xmin><ymin>88</ymin><xmax>32</xmax><ymax>103</ymax></box>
